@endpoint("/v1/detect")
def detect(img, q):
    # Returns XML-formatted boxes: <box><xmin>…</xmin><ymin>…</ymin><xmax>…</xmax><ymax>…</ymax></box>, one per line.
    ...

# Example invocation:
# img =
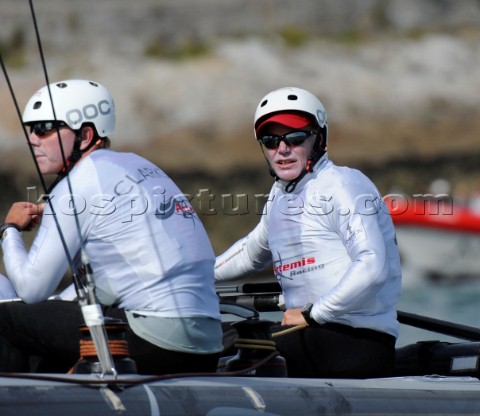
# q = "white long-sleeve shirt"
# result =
<box><xmin>215</xmin><ymin>154</ymin><xmax>402</xmax><ymax>338</ymax></box>
<box><xmin>2</xmin><ymin>150</ymin><xmax>221</xmax><ymax>321</ymax></box>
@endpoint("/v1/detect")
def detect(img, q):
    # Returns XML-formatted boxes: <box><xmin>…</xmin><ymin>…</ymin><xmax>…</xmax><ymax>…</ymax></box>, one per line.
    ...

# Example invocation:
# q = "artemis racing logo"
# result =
<box><xmin>273</xmin><ymin>256</ymin><xmax>324</xmax><ymax>279</ymax></box>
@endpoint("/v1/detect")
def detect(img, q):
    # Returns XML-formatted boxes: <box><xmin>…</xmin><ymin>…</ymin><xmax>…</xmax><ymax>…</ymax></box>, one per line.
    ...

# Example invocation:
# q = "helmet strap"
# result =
<box><xmin>49</xmin><ymin>131</ymin><xmax>90</xmax><ymax>192</ymax></box>
<box><xmin>284</xmin><ymin>169</ymin><xmax>308</xmax><ymax>193</ymax></box>
<box><xmin>284</xmin><ymin>133</ymin><xmax>325</xmax><ymax>193</ymax></box>
<box><xmin>56</xmin><ymin>130</ymin><xmax>82</xmax><ymax>177</ymax></box>
<box><xmin>258</xmin><ymin>141</ymin><xmax>279</xmax><ymax>180</ymax></box>
<box><xmin>68</xmin><ymin>131</ymin><xmax>83</xmax><ymax>167</ymax></box>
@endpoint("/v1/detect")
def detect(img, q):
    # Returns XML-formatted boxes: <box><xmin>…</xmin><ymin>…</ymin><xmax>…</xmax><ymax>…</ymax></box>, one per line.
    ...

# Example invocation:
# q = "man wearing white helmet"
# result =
<box><xmin>215</xmin><ymin>87</ymin><xmax>402</xmax><ymax>378</ymax></box>
<box><xmin>0</xmin><ymin>80</ymin><xmax>223</xmax><ymax>374</ymax></box>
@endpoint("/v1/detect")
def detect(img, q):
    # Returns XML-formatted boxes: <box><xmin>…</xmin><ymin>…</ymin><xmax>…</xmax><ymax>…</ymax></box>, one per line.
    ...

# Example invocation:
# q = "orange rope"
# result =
<box><xmin>79</xmin><ymin>339</ymin><xmax>130</xmax><ymax>358</ymax></box>
<box><xmin>67</xmin><ymin>338</ymin><xmax>130</xmax><ymax>374</ymax></box>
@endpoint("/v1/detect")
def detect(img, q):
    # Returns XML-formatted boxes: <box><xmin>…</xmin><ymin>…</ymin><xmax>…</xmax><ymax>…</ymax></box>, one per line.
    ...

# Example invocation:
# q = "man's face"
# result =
<box><xmin>27</xmin><ymin>121</ymin><xmax>76</xmax><ymax>175</ymax></box>
<box><xmin>259</xmin><ymin>124</ymin><xmax>317</xmax><ymax>182</ymax></box>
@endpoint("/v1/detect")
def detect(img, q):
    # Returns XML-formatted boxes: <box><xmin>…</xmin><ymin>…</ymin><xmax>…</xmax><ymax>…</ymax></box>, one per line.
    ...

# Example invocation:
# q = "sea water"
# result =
<box><xmin>397</xmin><ymin>279</ymin><xmax>480</xmax><ymax>347</ymax></box>
<box><xmin>221</xmin><ymin>276</ymin><xmax>480</xmax><ymax>348</ymax></box>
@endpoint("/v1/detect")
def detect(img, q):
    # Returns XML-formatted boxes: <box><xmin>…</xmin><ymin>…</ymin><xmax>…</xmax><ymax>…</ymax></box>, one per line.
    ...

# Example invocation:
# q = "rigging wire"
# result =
<box><xmin>0</xmin><ymin>350</ymin><xmax>282</xmax><ymax>387</ymax></box>
<box><xmin>0</xmin><ymin>53</ymin><xmax>78</xmax><ymax>291</ymax></box>
<box><xmin>0</xmin><ymin>0</ymin><xmax>117</xmax><ymax>377</ymax></box>
<box><xmin>27</xmin><ymin>0</ymin><xmax>116</xmax><ymax>377</ymax></box>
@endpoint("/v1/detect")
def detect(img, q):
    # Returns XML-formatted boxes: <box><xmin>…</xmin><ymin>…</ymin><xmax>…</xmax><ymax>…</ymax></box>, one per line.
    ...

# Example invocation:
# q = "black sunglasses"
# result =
<box><xmin>258</xmin><ymin>130</ymin><xmax>317</xmax><ymax>150</ymax></box>
<box><xmin>29</xmin><ymin>121</ymin><xmax>68</xmax><ymax>137</ymax></box>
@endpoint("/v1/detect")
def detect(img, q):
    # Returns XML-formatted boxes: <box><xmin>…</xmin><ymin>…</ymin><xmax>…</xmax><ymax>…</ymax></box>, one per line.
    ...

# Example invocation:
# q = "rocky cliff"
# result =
<box><xmin>1</xmin><ymin>0</ymin><xmax>480</xmax><ymax>254</ymax></box>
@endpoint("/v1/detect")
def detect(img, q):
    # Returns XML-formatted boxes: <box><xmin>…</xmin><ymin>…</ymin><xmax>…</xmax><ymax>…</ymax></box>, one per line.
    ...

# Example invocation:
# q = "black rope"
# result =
<box><xmin>27</xmin><ymin>0</ymin><xmax>98</xmax><ymax>304</ymax></box>
<box><xmin>0</xmin><ymin>0</ymin><xmax>115</xmax><ymax>376</ymax></box>
<box><xmin>26</xmin><ymin>0</ymin><xmax>115</xmax><ymax>375</ymax></box>
<box><xmin>0</xmin><ymin>51</ymin><xmax>77</xmax><ymax>277</ymax></box>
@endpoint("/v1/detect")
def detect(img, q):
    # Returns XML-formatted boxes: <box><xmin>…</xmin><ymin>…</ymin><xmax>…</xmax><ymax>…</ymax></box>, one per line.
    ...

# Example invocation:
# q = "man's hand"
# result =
<box><xmin>281</xmin><ymin>308</ymin><xmax>307</xmax><ymax>326</ymax></box>
<box><xmin>5</xmin><ymin>202</ymin><xmax>45</xmax><ymax>231</ymax></box>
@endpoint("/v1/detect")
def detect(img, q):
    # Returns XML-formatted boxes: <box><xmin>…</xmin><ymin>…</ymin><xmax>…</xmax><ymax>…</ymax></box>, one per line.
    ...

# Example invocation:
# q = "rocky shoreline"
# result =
<box><xmin>1</xmin><ymin>0</ymin><xmax>480</xmax><ymax>259</ymax></box>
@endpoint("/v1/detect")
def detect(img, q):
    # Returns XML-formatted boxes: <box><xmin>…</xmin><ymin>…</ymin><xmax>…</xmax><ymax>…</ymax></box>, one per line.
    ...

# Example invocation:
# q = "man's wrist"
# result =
<box><xmin>301</xmin><ymin>303</ymin><xmax>319</xmax><ymax>327</ymax></box>
<box><xmin>0</xmin><ymin>223</ymin><xmax>21</xmax><ymax>241</ymax></box>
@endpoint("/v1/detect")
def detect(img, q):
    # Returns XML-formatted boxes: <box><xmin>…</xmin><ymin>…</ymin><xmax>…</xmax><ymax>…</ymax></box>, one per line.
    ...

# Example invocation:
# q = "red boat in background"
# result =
<box><xmin>385</xmin><ymin>194</ymin><xmax>480</xmax><ymax>286</ymax></box>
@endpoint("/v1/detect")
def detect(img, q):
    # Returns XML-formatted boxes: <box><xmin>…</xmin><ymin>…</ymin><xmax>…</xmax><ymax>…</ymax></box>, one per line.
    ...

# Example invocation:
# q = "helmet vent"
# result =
<box><xmin>287</xmin><ymin>95</ymin><xmax>298</xmax><ymax>101</ymax></box>
<box><xmin>56</xmin><ymin>82</ymin><xmax>67</xmax><ymax>89</ymax></box>
<box><xmin>33</xmin><ymin>101</ymin><xmax>42</xmax><ymax>109</ymax></box>
<box><xmin>260</xmin><ymin>99</ymin><xmax>268</xmax><ymax>107</ymax></box>
<box><xmin>89</xmin><ymin>81</ymin><xmax>99</xmax><ymax>87</ymax></box>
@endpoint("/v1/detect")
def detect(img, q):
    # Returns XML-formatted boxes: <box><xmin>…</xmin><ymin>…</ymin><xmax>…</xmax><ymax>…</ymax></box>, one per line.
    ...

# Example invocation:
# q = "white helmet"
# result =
<box><xmin>22</xmin><ymin>79</ymin><xmax>115</xmax><ymax>137</ymax></box>
<box><xmin>254</xmin><ymin>87</ymin><xmax>328</xmax><ymax>145</ymax></box>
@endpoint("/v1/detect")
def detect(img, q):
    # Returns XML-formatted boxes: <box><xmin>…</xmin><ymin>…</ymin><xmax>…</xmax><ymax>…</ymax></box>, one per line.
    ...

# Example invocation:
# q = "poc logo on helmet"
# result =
<box><xmin>66</xmin><ymin>100</ymin><xmax>112</xmax><ymax>127</ymax></box>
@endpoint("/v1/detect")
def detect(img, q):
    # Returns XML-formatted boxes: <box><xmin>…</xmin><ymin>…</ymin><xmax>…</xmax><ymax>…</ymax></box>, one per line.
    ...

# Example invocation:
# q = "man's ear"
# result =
<box><xmin>79</xmin><ymin>126</ymin><xmax>95</xmax><ymax>150</ymax></box>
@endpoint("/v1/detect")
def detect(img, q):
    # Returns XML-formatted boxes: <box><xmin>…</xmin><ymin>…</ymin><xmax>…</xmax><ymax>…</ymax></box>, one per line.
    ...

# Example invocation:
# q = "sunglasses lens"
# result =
<box><xmin>30</xmin><ymin>121</ymin><xmax>64</xmax><ymax>137</ymax></box>
<box><xmin>284</xmin><ymin>131</ymin><xmax>309</xmax><ymax>146</ymax></box>
<box><xmin>259</xmin><ymin>131</ymin><xmax>315</xmax><ymax>149</ymax></box>
<box><xmin>30</xmin><ymin>122</ymin><xmax>52</xmax><ymax>136</ymax></box>
<box><xmin>259</xmin><ymin>136</ymin><xmax>279</xmax><ymax>149</ymax></box>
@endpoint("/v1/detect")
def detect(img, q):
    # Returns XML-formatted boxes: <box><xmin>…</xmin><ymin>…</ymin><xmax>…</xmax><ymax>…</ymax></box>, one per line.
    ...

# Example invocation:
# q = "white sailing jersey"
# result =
<box><xmin>215</xmin><ymin>154</ymin><xmax>402</xmax><ymax>338</ymax></box>
<box><xmin>2</xmin><ymin>150</ymin><xmax>221</xmax><ymax>323</ymax></box>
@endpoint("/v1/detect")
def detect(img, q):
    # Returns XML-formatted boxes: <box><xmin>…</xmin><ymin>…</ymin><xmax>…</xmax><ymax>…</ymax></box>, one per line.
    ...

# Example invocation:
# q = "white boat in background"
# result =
<box><xmin>386</xmin><ymin>195</ymin><xmax>480</xmax><ymax>286</ymax></box>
